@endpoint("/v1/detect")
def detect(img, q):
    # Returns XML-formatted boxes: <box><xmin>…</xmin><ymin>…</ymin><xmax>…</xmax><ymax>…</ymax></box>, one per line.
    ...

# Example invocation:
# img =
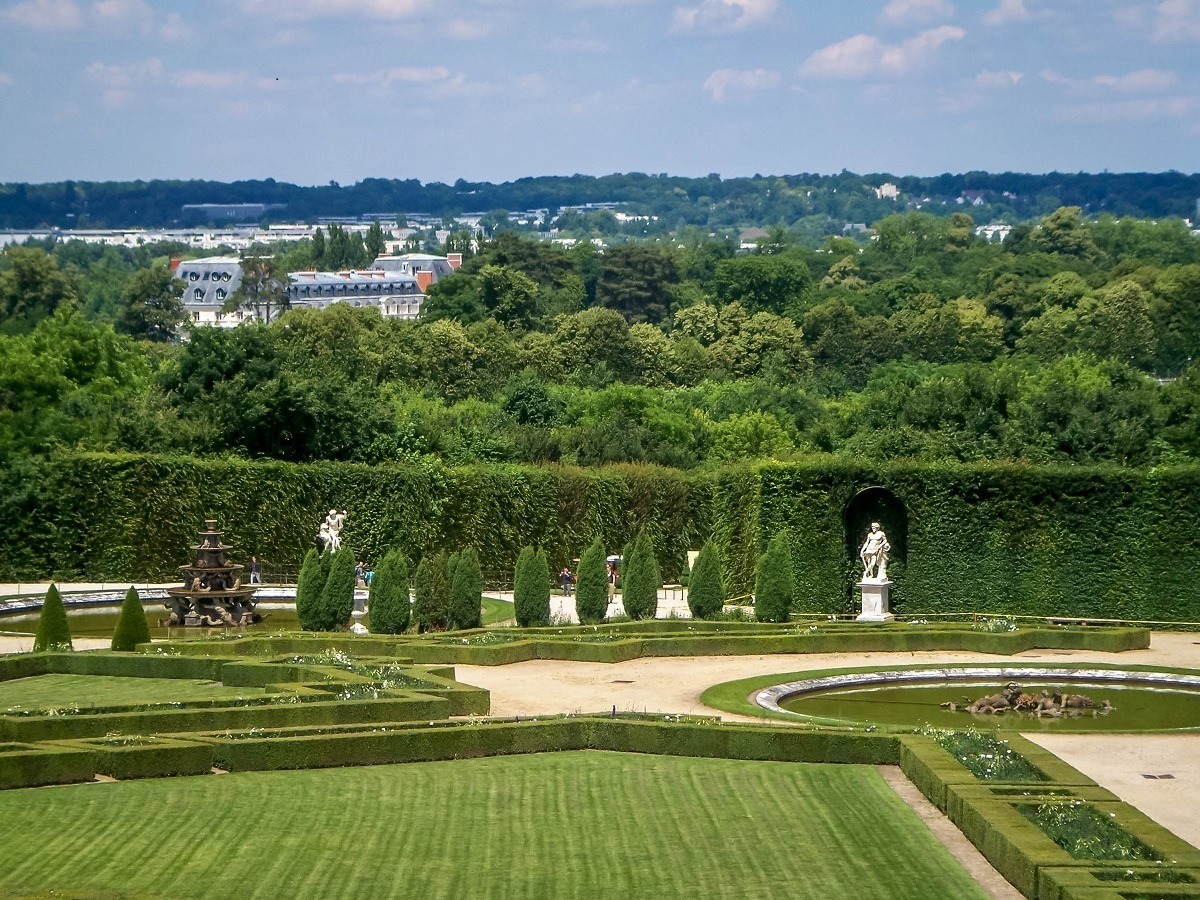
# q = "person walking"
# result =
<box><xmin>249</xmin><ymin>556</ymin><xmax>262</xmax><ymax>584</ymax></box>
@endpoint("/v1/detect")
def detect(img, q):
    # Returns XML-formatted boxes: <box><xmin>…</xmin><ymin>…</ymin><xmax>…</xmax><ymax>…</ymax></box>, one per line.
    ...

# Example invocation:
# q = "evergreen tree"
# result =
<box><xmin>687</xmin><ymin>541</ymin><xmax>725</xmax><ymax>620</ymax></box>
<box><xmin>574</xmin><ymin>538</ymin><xmax>609</xmax><ymax>624</ymax></box>
<box><xmin>295</xmin><ymin>548</ymin><xmax>324</xmax><ymax>631</ymax></box>
<box><xmin>513</xmin><ymin>546</ymin><xmax>551</xmax><ymax>627</ymax></box>
<box><xmin>367</xmin><ymin>550</ymin><xmax>410</xmax><ymax>634</ymax></box>
<box><xmin>621</xmin><ymin>529</ymin><xmax>661</xmax><ymax>620</ymax></box>
<box><xmin>365</xmin><ymin>220</ymin><xmax>388</xmax><ymax>261</ymax></box>
<box><xmin>413</xmin><ymin>553</ymin><xmax>451</xmax><ymax>632</ymax></box>
<box><xmin>754</xmin><ymin>532</ymin><xmax>794</xmax><ymax>623</ymax></box>
<box><xmin>311</xmin><ymin>227</ymin><xmax>326</xmax><ymax>267</ymax></box>
<box><xmin>32</xmin><ymin>583</ymin><xmax>72</xmax><ymax>652</ymax></box>
<box><xmin>449</xmin><ymin>546</ymin><xmax>483</xmax><ymax>630</ymax></box>
<box><xmin>318</xmin><ymin>547</ymin><xmax>356</xmax><ymax>630</ymax></box>
<box><xmin>111</xmin><ymin>585</ymin><xmax>151</xmax><ymax>651</ymax></box>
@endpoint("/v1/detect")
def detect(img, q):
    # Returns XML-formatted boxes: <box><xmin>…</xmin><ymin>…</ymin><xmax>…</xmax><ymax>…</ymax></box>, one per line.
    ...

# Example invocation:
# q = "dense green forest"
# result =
<box><xmin>2</xmin><ymin>207</ymin><xmax>1200</xmax><ymax>472</ymax></box>
<box><xmin>1</xmin><ymin>170</ymin><xmax>1199</xmax><ymax>229</ymax></box>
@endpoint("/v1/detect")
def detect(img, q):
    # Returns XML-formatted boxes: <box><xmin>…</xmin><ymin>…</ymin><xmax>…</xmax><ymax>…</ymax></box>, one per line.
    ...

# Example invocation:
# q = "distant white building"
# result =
<box><xmin>874</xmin><ymin>183</ymin><xmax>900</xmax><ymax>200</ymax></box>
<box><xmin>370</xmin><ymin>253</ymin><xmax>461</xmax><ymax>292</ymax></box>
<box><xmin>174</xmin><ymin>256</ymin><xmax>256</xmax><ymax>327</ymax></box>
<box><xmin>287</xmin><ymin>269</ymin><xmax>424</xmax><ymax>320</ymax></box>
<box><xmin>975</xmin><ymin>223</ymin><xmax>1013</xmax><ymax>242</ymax></box>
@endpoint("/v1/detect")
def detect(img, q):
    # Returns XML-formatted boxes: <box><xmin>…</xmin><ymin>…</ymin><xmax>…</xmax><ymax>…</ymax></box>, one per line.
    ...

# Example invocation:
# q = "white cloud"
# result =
<box><xmin>799</xmin><ymin>25</ymin><xmax>965</xmax><ymax>79</ymax></box>
<box><xmin>1054</xmin><ymin>96</ymin><xmax>1194</xmax><ymax>124</ymax></box>
<box><xmin>1152</xmin><ymin>0</ymin><xmax>1200</xmax><ymax>41</ymax></box>
<box><xmin>983</xmin><ymin>0</ymin><xmax>1032</xmax><ymax>26</ymax></box>
<box><xmin>973</xmin><ymin>69</ymin><xmax>1023</xmax><ymax>89</ymax></box>
<box><xmin>1093</xmin><ymin>68</ymin><xmax>1178</xmax><ymax>93</ymax></box>
<box><xmin>878</xmin><ymin>0</ymin><xmax>954</xmax><ymax>26</ymax></box>
<box><xmin>157</xmin><ymin>11</ymin><xmax>188</xmax><ymax>40</ymax></box>
<box><xmin>4</xmin><ymin>0</ymin><xmax>82</xmax><ymax>28</ymax></box>
<box><xmin>238</xmin><ymin>0</ymin><xmax>431</xmax><ymax>21</ymax></box>
<box><xmin>446</xmin><ymin>18</ymin><xmax>488</xmax><ymax>40</ymax></box>
<box><xmin>702</xmin><ymin>67</ymin><xmax>780</xmax><ymax>101</ymax></box>
<box><xmin>82</xmin><ymin>56</ymin><xmax>162</xmax><ymax>107</ymax></box>
<box><xmin>672</xmin><ymin>0</ymin><xmax>777</xmax><ymax>34</ymax></box>
<box><xmin>0</xmin><ymin>70</ymin><xmax>12</xmax><ymax>87</ymax></box>
<box><xmin>92</xmin><ymin>0</ymin><xmax>149</xmax><ymax>18</ymax></box>
<box><xmin>334</xmin><ymin>66</ymin><xmax>453</xmax><ymax>87</ymax></box>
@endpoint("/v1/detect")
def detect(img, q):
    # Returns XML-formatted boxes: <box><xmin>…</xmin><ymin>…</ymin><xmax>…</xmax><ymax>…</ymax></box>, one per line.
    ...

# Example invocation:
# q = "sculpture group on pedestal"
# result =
<box><xmin>856</xmin><ymin>522</ymin><xmax>894</xmax><ymax>622</ymax></box>
<box><xmin>318</xmin><ymin>509</ymin><xmax>346</xmax><ymax>553</ymax></box>
<box><xmin>164</xmin><ymin>520</ymin><xmax>260</xmax><ymax>627</ymax></box>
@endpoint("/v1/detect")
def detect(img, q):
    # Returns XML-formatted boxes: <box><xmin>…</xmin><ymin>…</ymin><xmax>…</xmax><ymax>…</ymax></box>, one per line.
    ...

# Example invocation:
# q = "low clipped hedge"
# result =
<box><xmin>0</xmin><ymin>742</ymin><xmax>97</xmax><ymax>789</ymax></box>
<box><xmin>61</xmin><ymin>735</ymin><xmax>215</xmax><ymax>781</ymax></box>
<box><xmin>1038</xmin><ymin>866</ymin><xmax>1200</xmax><ymax>900</ymax></box>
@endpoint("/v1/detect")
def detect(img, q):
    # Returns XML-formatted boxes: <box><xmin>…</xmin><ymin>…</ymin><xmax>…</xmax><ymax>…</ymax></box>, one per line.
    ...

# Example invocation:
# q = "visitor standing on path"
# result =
<box><xmin>249</xmin><ymin>556</ymin><xmax>261</xmax><ymax>584</ymax></box>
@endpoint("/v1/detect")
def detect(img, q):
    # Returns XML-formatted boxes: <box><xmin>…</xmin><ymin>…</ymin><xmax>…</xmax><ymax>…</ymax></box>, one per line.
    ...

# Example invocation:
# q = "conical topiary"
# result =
<box><xmin>318</xmin><ymin>546</ymin><xmax>357</xmax><ymax>630</ymax></box>
<box><xmin>112</xmin><ymin>585</ymin><xmax>152</xmax><ymax>651</ymax></box>
<box><xmin>514</xmin><ymin>546</ymin><xmax>551</xmax><ymax>627</ymax></box>
<box><xmin>574</xmin><ymin>538</ymin><xmax>608</xmax><ymax>625</ymax></box>
<box><xmin>621</xmin><ymin>529</ymin><xmax>660</xmax><ymax>620</ymax></box>
<box><xmin>33</xmin><ymin>583</ymin><xmax>72</xmax><ymax>652</ymax></box>
<box><xmin>295</xmin><ymin>547</ymin><xmax>324</xmax><ymax>631</ymax></box>
<box><xmin>449</xmin><ymin>547</ymin><xmax>483</xmax><ymax>630</ymax></box>
<box><xmin>754</xmin><ymin>532</ymin><xmax>794</xmax><ymax>623</ymax></box>
<box><xmin>687</xmin><ymin>541</ymin><xmax>725</xmax><ymax>620</ymax></box>
<box><xmin>368</xmin><ymin>550</ymin><xmax>410</xmax><ymax>634</ymax></box>
<box><xmin>413</xmin><ymin>553</ymin><xmax>451</xmax><ymax>632</ymax></box>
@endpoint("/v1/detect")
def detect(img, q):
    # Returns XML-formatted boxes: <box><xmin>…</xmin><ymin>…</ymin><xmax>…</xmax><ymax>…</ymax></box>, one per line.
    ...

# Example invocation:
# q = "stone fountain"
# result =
<box><xmin>163</xmin><ymin>520</ymin><xmax>260</xmax><ymax>626</ymax></box>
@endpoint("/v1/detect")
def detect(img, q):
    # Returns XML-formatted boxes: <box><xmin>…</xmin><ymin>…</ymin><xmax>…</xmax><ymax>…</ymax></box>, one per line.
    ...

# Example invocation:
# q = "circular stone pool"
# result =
<box><xmin>756</xmin><ymin>668</ymin><xmax>1200</xmax><ymax>732</ymax></box>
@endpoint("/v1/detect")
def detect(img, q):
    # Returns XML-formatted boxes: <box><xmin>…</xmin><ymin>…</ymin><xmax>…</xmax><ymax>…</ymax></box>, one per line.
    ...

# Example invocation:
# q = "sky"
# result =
<box><xmin>1</xmin><ymin>0</ymin><xmax>1198</xmax><ymax>185</ymax></box>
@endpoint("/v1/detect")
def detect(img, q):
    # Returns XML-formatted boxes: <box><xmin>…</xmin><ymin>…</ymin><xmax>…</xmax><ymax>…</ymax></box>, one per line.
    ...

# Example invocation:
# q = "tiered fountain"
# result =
<box><xmin>163</xmin><ymin>520</ymin><xmax>260</xmax><ymax>626</ymax></box>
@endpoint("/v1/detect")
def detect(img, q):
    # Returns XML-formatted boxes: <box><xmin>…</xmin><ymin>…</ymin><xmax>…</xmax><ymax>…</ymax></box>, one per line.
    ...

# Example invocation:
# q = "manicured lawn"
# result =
<box><xmin>0</xmin><ymin>751</ymin><xmax>986</xmax><ymax>899</ymax></box>
<box><xmin>0</xmin><ymin>674</ymin><xmax>264</xmax><ymax>712</ymax></box>
<box><xmin>482</xmin><ymin>596</ymin><xmax>514</xmax><ymax>625</ymax></box>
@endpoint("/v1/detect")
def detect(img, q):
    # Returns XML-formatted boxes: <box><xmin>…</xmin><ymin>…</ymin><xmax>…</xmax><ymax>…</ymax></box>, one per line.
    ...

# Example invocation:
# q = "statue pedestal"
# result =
<box><xmin>856</xmin><ymin>579</ymin><xmax>894</xmax><ymax>622</ymax></box>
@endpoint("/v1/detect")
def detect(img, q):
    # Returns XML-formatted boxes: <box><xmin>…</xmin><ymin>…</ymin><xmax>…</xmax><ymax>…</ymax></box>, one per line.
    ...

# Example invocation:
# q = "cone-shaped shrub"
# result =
<box><xmin>318</xmin><ymin>546</ymin><xmax>356</xmax><ymax>630</ymax></box>
<box><xmin>514</xmin><ymin>546</ymin><xmax>551</xmax><ymax>627</ymax></box>
<box><xmin>449</xmin><ymin>547</ymin><xmax>483</xmax><ymax>630</ymax></box>
<box><xmin>33</xmin><ymin>583</ymin><xmax>72</xmax><ymax>652</ymax></box>
<box><xmin>368</xmin><ymin>550</ymin><xmax>410</xmax><ymax>634</ymax></box>
<box><xmin>295</xmin><ymin>548</ymin><xmax>324</xmax><ymax>631</ymax></box>
<box><xmin>622</xmin><ymin>529</ymin><xmax>660</xmax><ymax>620</ymax></box>
<box><xmin>754</xmin><ymin>532</ymin><xmax>794</xmax><ymax>623</ymax></box>
<box><xmin>687</xmin><ymin>541</ymin><xmax>725</xmax><ymax>620</ymax></box>
<box><xmin>111</xmin><ymin>585</ymin><xmax>151</xmax><ymax>651</ymax></box>
<box><xmin>413</xmin><ymin>552</ymin><xmax>451</xmax><ymax>632</ymax></box>
<box><xmin>574</xmin><ymin>538</ymin><xmax>609</xmax><ymax>624</ymax></box>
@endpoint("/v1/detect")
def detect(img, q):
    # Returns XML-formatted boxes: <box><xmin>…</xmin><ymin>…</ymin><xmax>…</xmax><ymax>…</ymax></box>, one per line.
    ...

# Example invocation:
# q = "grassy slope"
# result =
<box><xmin>0</xmin><ymin>751</ymin><xmax>986</xmax><ymax>900</ymax></box>
<box><xmin>482</xmin><ymin>596</ymin><xmax>514</xmax><ymax>625</ymax></box>
<box><xmin>0</xmin><ymin>674</ymin><xmax>262</xmax><ymax>711</ymax></box>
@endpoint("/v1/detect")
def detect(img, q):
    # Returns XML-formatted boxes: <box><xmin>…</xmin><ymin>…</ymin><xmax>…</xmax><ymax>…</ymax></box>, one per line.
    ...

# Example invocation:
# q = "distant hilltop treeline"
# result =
<box><xmin>1</xmin><ymin>170</ymin><xmax>1198</xmax><ymax>230</ymax></box>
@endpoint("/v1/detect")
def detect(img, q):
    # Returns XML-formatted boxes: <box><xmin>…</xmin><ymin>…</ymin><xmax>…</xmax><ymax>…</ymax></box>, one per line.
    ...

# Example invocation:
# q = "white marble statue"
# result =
<box><xmin>859</xmin><ymin>522</ymin><xmax>891</xmax><ymax>582</ymax></box>
<box><xmin>318</xmin><ymin>509</ymin><xmax>347</xmax><ymax>552</ymax></box>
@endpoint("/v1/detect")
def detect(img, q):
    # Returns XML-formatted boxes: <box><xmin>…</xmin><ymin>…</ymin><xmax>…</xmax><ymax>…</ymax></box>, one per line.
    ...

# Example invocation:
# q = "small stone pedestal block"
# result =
<box><xmin>856</xmin><ymin>579</ymin><xmax>895</xmax><ymax>622</ymax></box>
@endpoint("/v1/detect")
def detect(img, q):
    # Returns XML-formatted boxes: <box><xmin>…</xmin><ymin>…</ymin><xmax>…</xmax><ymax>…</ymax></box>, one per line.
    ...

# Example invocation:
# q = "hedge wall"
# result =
<box><xmin>5</xmin><ymin>452</ymin><xmax>1200</xmax><ymax>620</ymax></box>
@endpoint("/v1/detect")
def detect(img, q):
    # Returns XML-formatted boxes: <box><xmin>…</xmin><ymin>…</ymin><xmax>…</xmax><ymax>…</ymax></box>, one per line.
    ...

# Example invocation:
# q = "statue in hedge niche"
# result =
<box><xmin>859</xmin><ymin>522</ymin><xmax>891</xmax><ymax>582</ymax></box>
<box><xmin>318</xmin><ymin>509</ymin><xmax>347</xmax><ymax>552</ymax></box>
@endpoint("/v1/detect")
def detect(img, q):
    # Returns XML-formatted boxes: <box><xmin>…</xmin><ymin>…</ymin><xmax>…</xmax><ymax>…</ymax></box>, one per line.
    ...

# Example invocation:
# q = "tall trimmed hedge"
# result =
<box><xmin>450</xmin><ymin>547</ymin><xmax>483</xmax><ymax>630</ymax></box>
<box><xmin>111</xmin><ymin>586</ymin><xmax>151</xmax><ymax>651</ymax></box>
<box><xmin>514</xmin><ymin>546</ymin><xmax>551</xmax><ymax>627</ymax></box>
<box><xmin>8</xmin><ymin>453</ymin><xmax>1200</xmax><ymax>621</ymax></box>
<box><xmin>33</xmin><ymin>583</ymin><xmax>72</xmax><ymax>652</ymax></box>
<box><xmin>754</xmin><ymin>533</ymin><xmax>794</xmax><ymax>623</ymax></box>
<box><xmin>367</xmin><ymin>550</ymin><xmax>410</xmax><ymax>634</ymax></box>
<box><xmin>574</xmin><ymin>538</ymin><xmax>609</xmax><ymax>624</ymax></box>
<box><xmin>687</xmin><ymin>541</ymin><xmax>724</xmax><ymax>620</ymax></box>
<box><xmin>622</xmin><ymin>530</ymin><xmax>660</xmax><ymax>621</ymax></box>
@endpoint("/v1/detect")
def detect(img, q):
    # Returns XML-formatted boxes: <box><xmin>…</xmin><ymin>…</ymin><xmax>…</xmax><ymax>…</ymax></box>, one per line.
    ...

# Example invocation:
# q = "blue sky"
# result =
<box><xmin>1</xmin><ymin>0</ymin><xmax>1198</xmax><ymax>185</ymax></box>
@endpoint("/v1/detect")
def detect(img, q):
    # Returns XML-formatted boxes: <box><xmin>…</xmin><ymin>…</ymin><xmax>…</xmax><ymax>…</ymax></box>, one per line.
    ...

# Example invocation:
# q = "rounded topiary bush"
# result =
<box><xmin>111</xmin><ymin>585</ymin><xmax>151</xmax><ymax>651</ymax></box>
<box><xmin>368</xmin><ymin>550</ymin><xmax>410</xmax><ymax>634</ymax></box>
<box><xmin>33</xmin><ymin>583</ymin><xmax>72</xmax><ymax>652</ymax></box>
<box><xmin>514</xmin><ymin>546</ymin><xmax>551</xmax><ymax>627</ymax></box>
<box><xmin>450</xmin><ymin>547</ymin><xmax>483</xmax><ymax>630</ymax></box>
<box><xmin>319</xmin><ymin>547</ymin><xmax>357</xmax><ymax>630</ymax></box>
<box><xmin>754</xmin><ymin>532</ymin><xmax>794</xmax><ymax>623</ymax></box>
<box><xmin>574</xmin><ymin>538</ymin><xmax>609</xmax><ymax>624</ymax></box>
<box><xmin>622</xmin><ymin>530</ymin><xmax>660</xmax><ymax>621</ymax></box>
<box><xmin>687</xmin><ymin>541</ymin><xmax>725</xmax><ymax>620</ymax></box>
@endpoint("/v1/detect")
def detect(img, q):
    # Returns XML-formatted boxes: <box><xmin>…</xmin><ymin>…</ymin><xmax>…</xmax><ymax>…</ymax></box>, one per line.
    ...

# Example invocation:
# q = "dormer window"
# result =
<box><xmin>188</xmin><ymin>272</ymin><xmax>199</xmax><ymax>281</ymax></box>
<box><xmin>215</xmin><ymin>289</ymin><xmax>227</xmax><ymax>301</ymax></box>
<box><xmin>193</xmin><ymin>288</ymin><xmax>204</xmax><ymax>300</ymax></box>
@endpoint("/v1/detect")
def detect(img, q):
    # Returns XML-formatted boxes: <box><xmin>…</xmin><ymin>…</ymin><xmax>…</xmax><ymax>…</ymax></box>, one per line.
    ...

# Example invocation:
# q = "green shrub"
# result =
<box><xmin>513</xmin><ymin>546</ymin><xmax>551</xmax><ymax>627</ymax></box>
<box><xmin>687</xmin><ymin>541</ymin><xmax>724</xmax><ymax>620</ymax></box>
<box><xmin>367</xmin><ymin>550</ymin><xmax>410</xmax><ymax>634</ymax></box>
<box><xmin>413</xmin><ymin>553</ymin><xmax>451</xmax><ymax>632</ymax></box>
<box><xmin>295</xmin><ymin>548</ymin><xmax>324</xmax><ymax>631</ymax></box>
<box><xmin>575</xmin><ymin>538</ymin><xmax>609</xmax><ymax>624</ymax></box>
<box><xmin>32</xmin><ymin>583</ymin><xmax>72</xmax><ymax>652</ymax></box>
<box><xmin>450</xmin><ymin>547</ymin><xmax>483</xmax><ymax>630</ymax></box>
<box><xmin>111</xmin><ymin>585</ymin><xmax>151</xmax><ymax>651</ymax></box>
<box><xmin>622</xmin><ymin>530</ymin><xmax>660</xmax><ymax>620</ymax></box>
<box><xmin>754</xmin><ymin>532</ymin><xmax>794</xmax><ymax>623</ymax></box>
<box><xmin>318</xmin><ymin>547</ymin><xmax>356</xmax><ymax>631</ymax></box>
